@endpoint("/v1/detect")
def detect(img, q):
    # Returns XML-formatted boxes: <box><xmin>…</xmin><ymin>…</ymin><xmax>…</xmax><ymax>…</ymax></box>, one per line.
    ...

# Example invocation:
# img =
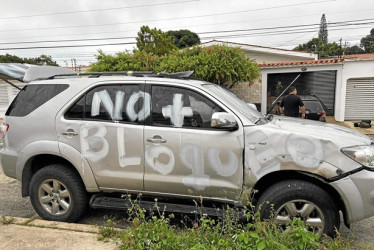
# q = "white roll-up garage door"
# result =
<box><xmin>345</xmin><ymin>78</ymin><xmax>374</xmax><ymax>120</ymax></box>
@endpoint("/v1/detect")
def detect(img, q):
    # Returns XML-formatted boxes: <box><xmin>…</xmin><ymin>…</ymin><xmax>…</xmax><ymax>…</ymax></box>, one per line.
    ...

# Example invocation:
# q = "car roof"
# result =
<box><xmin>27</xmin><ymin>75</ymin><xmax>209</xmax><ymax>90</ymax></box>
<box><xmin>298</xmin><ymin>95</ymin><xmax>319</xmax><ymax>101</ymax></box>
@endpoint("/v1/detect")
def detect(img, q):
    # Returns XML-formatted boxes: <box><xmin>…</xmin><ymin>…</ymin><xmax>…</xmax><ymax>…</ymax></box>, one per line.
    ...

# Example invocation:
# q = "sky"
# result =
<box><xmin>0</xmin><ymin>0</ymin><xmax>373</xmax><ymax>66</ymax></box>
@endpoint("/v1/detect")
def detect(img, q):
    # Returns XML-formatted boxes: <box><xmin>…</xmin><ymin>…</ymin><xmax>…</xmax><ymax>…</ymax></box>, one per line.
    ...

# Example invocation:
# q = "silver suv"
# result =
<box><xmin>1</xmin><ymin>64</ymin><xmax>374</xmax><ymax>237</ymax></box>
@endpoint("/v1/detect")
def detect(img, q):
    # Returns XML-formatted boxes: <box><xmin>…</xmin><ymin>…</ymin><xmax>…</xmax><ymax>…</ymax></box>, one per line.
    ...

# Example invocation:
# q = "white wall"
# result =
<box><xmin>244</xmin><ymin>51</ymin><xmax>315</xmax><ymax>63</ymax></box>
<box><xmin>336</xmin><ymin>60</ymin><xmax>374</xmax><ymax>121</ymax></box>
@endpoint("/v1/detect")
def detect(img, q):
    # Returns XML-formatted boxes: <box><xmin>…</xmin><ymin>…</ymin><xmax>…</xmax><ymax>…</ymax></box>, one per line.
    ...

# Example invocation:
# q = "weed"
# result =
<box><xmin>0</xmin><ymin>216</ymin><xmax>15</xmax><ymax>225</ymax></box>
<box><xmin>97</xmin><ymin>198</ymin><xmax>361</xmax><ymax>249</ymax></box>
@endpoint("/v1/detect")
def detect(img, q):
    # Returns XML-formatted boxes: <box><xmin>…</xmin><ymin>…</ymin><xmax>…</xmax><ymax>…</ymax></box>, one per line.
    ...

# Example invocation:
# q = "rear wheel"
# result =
<box><xmin>29</xmin><ymin>164</ymin><xmax>88</xmax><ymax>222</ymax></box>
<box><xmin>257</xmin><ymin>180</ymin><xmax>340</xmax><ymax>237</ymax></box>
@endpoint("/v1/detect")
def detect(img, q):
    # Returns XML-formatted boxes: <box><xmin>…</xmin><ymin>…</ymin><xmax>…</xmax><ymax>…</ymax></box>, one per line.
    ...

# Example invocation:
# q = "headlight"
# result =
<box><xmin>341</xmin><ymin>145</ymin><xmax>374</xmax><ymax>168</ymax></box>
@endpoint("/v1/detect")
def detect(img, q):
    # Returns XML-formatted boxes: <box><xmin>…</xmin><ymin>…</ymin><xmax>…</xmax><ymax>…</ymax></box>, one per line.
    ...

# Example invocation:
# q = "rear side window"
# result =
<box><xmin>6</xmin><ymin>84</ymin><xmax>69</xmax><ymax>117</ymax></box>
<box><xmin>303</xmin><ymin>100</ymin><xmax>323</xmax><ymax>112</ymax></box>
<box><xmin>65</xmin><ymin>84</ymin><xmax>143</xmax><ymax>124</ymax></box>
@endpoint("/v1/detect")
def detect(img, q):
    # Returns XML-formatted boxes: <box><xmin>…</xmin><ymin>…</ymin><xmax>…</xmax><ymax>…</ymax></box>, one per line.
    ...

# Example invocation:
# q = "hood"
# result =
<box><xmin>267</xmin><ymin>116</ymin><xmax>372</xmax><ymax>147</ymax></box>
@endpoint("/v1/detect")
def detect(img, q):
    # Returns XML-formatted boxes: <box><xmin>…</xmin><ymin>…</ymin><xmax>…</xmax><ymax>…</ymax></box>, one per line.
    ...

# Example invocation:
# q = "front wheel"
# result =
<box><xmin>256</xmin><ymin>180</ymin><xmax>340</xmax><ymax>237</ymax></box>
<box><xmin>29</xmin><ymin>164</ymin><xmax>88</xmax><ymax>222</ymax></box>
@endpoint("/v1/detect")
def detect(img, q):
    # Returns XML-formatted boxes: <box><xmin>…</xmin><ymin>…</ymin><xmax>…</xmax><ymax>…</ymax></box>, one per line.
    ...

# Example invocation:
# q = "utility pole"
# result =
<box><xmin>71</xmin><ymin>58</ymin><xmax>77</xmax><ymax>71</ymax></box>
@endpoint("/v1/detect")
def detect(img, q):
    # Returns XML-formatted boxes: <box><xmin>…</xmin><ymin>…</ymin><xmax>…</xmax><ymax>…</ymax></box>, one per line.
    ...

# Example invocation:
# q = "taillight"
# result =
<box><xmin>0</xmin><ymin>123</ymin><xmax>9</xmax><ymax>139</ymax></box>
<box><xmin>319</xmin><ymin>111</ymin><xmax>326</xmax><ymax>119</ymax></box>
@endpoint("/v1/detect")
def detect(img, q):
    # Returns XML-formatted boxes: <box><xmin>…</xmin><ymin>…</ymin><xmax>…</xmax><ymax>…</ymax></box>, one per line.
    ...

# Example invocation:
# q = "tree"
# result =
<box><xmin>319</xmin><ymin>14</ymin><xmax>328</xmax><ymax>44</ymax></box>
<box><xmin>167</xmin><ymin>29</ymin><xmax>200</xmax><ymax>49</ymax></box>
<box><xmin>25</xmin><ymin>55</ymin><xmax>58</xmax><ymax>66</ymax></box>
<box><xmin>136</xmin><ymin>25</ymin><xmax>177</xmax><ymax>56</ymax></box>
<box><xmin>90</xmin><ymin>49</ymin><xmax>160</xmax><ymax>72</ymax></box>
<box><xmin>345</xmin><ymin>45</ymin><xmax>365</xmax><ymax>55</ymax></box>
<box><xmin>293</xmin><ymin>38</ymin><xmax>343</xmax><ymax>57</ymax></box>
<box><xmin>0</xmin><ymin>53</ymin><xmax>58</xmax><ymax>65</ymax></box>
<box><xmin>294</xmin><ymin>38</ymin><xmax>323</xmax><ymax>53</ymax></box>
<box><xmin>360</xmin><ymin>28</ymin><xmax>374</xmax><ymax>53</ymax></box>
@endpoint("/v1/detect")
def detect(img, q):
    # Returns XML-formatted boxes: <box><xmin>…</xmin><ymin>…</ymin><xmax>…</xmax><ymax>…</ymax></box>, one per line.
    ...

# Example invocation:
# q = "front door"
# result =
<box><xmin>144</xmin><ymin>84</ymin><xmax>244</xmax><ymax>200</ymax></box>
<box><xmin>56</xmin><ymin>82</ymin><xmax>146</xmax><ymax>191</ymax></box>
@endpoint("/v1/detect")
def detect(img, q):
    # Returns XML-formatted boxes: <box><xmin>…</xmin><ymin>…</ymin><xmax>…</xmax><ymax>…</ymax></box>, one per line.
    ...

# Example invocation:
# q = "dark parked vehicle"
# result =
<box><xmin>299</xmin><ymin>95</ymin><xmax>327</xmax><ymax>122</ymax></box>
<box><xmin>272</xmin><ymin>95</ymin><xmax>327</xmax><ymax>122</ymax></box>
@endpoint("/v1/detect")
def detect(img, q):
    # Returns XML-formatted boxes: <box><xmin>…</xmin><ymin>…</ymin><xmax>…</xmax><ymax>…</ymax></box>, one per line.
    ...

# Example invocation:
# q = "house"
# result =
<box><xmin>202</xmin><ymin>40</ymin><xmax>374</xmax><ymax>122</ymax></box>
<box><xmin>259</xmin><ymin>54</ymin><xmax>374</xmax><ymax>122</ymax></box>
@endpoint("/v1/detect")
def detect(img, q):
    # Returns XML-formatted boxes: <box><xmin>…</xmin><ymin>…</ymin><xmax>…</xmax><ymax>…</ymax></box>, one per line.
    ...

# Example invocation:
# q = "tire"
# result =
<box><xmin>256</xmin><ymin>180</ymin><xmax>340</xmax><ymax>237</ymax></box>
<box><xmin>29</xmin><ymin>164</ymin><xmax>88</xmax><ymax>222</ymax></box>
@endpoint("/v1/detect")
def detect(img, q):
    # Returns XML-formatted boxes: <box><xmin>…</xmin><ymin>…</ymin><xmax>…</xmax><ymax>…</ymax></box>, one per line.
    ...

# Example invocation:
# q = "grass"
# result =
<box><xmin>97</xmin><ymin>198</ymin><xmax>367</xmax><ymax>250</ymax></box>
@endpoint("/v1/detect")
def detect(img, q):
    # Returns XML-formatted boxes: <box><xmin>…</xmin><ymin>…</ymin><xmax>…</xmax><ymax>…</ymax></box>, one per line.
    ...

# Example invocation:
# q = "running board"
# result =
<box><xmin>89</xmin><ymin>194</ymin><xmax>227</xmax><ymax>217</ymax></box>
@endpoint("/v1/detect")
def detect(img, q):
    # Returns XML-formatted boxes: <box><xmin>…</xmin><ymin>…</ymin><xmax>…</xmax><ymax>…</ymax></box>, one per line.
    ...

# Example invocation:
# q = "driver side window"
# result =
<box><xmin>151</xmin><ymin>86</ymin><xmax>223</xmax><ymax>128</ymax></box>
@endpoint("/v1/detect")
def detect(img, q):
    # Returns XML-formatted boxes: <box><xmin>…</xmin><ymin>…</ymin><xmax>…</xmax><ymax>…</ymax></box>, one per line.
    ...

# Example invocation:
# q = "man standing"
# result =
<box><xmin>279</xmin><ymin>86</ymin><xmax>305</xmax><ymax>118</ymax></box>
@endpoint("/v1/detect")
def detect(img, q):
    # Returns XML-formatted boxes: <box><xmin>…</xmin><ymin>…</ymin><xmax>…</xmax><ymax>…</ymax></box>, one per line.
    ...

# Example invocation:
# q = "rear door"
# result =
<box><xmin>56</xmin><ymin>81</ymin><xmax>146</xmax><ymax>191</ymax></box>
<box><xmin>143</xmin><ymin>83</ymin><xmax>244</xmax><ymax>200</ymax></box>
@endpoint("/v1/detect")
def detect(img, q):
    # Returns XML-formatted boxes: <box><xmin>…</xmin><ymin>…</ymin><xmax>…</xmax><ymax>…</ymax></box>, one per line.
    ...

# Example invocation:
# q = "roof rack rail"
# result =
<box><xmin>48</xmin><ymin>70</ymin><xmax>195</xmax><ymax>80</ymax></box>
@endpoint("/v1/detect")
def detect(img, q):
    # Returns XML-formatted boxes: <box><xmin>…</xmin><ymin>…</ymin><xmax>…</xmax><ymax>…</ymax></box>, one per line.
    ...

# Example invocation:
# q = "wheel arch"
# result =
<box><xmin>253</xmin><ymin>170</ymin><xmax>349</xmax><ymax>227</ymax></box>
<box><xmin>21</xmin><ymin>153</ymin><xmax>99</xmax><ymax>197</ymax></box>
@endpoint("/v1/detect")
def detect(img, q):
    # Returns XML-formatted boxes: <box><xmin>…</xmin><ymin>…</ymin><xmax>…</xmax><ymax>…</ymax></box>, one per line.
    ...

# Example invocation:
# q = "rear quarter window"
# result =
<box><xmin>5</xmin><ymin>84</ymin><xmax>69</xmax><ymax>117</ymax></box>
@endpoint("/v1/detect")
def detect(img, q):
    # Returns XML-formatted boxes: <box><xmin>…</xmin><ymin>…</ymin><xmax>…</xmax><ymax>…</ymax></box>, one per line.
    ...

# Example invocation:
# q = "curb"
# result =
<box><xmin>0</xmin><ymin>216</ymin><xmax>101</xmax><ymax>234</ymax></box>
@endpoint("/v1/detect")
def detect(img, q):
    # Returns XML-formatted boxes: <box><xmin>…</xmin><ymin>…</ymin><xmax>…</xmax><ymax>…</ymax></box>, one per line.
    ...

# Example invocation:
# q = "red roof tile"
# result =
<box><xmin>344</xmin><ymin>53</ymin><xmax>374</xmax><ymax>60</ymax></box>
<box><xmin>258</xmin><ymin>54</ymin><xmax>374</xmax><ymax>68</ymax></box>
<box><xmin>258</xmin><ymin>58</ymin><xmax>344</xmax><ymax>68</ymax></box>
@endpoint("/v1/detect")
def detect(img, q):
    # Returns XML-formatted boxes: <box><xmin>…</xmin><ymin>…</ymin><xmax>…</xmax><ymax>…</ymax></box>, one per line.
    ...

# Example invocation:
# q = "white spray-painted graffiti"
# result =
<box><xmin>162</xmin><ymin>94</ymin><xmax>193</xmax><ymax>127</ymax></box>
<box><xmin>286</xmin><ymin>134</ymin><xmax>323</xmax><ymax>169</ymax></box>
<box><xmin>91</xmin><ymin>90</ymin><xmax>150</xmax><ymax>121</ymax></box>
<box><xmin>80</xmin><ymin>123</ymin><xmax>109</xmax><ymax>162</ymax></box>
<box><xmin>117</xmin><ymin>127</ymin><xmax>141</xmax><ymax>167</ymax></box>
<box><xmin>207</xmin><ymin>148</ymin><xmax>239</xmax><ymax>177</ymax></box>
<box><xmin>126</xmin><ymin>91</ymin><xmax>151</xmax><ymax>122</ymax></box>
<box><xmin>80</xmin><ymin>90</ymin><xmax>240</xmax><ymax>191</ymax></box>
<box><xmin>180</xmin><ymin>144</ymin><xmax>210</xmax><ymax>191</ymax></box>
<box><xmin>244</xmin><ymin>129</ymin><xmax>324</xmax><ymax>179</ymax></box>
<box><xmin>80</xmin><ymin>123</ymin><xmax>240</xmax><ymax>190</ymax></box>
<box><xmin>145</xmin><ymin>144</ymin><xmax>175</xmax><ymax>175</ymax></box>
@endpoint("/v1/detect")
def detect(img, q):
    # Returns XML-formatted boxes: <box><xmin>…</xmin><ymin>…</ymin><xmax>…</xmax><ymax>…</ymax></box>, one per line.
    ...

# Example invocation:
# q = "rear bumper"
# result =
<box><xmin>330</xmin><ymin>169</ymin><xmax>374</xmax><ymax>224</ymax></box>
<box><xmin>0</xmin><ymin>147</ymin><xmax>18</xmax><ymax>179</ymax></box>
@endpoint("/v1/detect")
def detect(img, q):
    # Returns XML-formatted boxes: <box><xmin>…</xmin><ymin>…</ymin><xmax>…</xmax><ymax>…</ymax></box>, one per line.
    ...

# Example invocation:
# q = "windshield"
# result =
<box><xmin>203</xmin><ymin>84</ymin><xmax>263</xmax><ymax>124</ymax></box>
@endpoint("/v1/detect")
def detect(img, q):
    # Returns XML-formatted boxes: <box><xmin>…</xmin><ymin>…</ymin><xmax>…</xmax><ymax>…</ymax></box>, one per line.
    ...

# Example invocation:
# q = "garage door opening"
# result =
<box><xmin>266</xmin><ymin>71</ymin><xmax>336</xmax><ymax>116</ymax></box>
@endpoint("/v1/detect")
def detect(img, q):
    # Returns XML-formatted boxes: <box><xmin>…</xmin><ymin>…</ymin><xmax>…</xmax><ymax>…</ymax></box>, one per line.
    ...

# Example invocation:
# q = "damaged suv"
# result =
<box><xmin>1</xmin><ymin>64</ymin><xmax>374</xmax><ymax>237</ymax></box>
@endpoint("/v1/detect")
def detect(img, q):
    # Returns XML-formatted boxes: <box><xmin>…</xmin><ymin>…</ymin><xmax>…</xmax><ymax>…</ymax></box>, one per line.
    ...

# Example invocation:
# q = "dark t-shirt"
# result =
<box><xmin>280</xmin><ymin>94</ymin><xmax>304</xmax><ymax>117</ymax></box>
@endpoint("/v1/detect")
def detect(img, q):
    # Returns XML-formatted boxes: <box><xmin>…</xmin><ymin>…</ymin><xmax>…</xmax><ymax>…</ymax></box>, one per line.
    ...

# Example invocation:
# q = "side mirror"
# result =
<box><xmin>211</xmin><ymin>112</ymin><xmax>238</xmax><ymax>130</ymax></box>
<box><xmin>247</xmin><ymin>103</ymin><xmax>258</xmax><ymax>111</ymax></box>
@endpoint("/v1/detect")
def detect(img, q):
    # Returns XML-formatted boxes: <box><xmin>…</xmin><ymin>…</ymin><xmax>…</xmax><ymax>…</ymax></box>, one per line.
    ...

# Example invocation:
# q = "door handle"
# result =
<box><xmin>147</xmin><ymin>135</ymin><xmax>167</xmax><ymax>144</ymax></box>
<box><xmin>62</xmin><ymin>129</ymin><xmax>78</xmax><ymax>136</ymax></box>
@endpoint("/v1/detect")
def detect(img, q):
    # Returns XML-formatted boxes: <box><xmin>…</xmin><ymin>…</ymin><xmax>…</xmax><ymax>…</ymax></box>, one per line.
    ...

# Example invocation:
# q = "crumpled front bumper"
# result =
<box><xmin>330</xmin><ymin>169</ymin><xmax>374</xmax><ymax>224</ymax></box>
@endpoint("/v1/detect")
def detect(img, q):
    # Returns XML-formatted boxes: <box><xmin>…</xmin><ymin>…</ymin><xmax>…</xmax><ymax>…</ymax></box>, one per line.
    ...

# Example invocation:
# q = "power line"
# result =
<box><xmin>0</xmin><ymin>0</ymin><xmax>333</xmax><ymax>33</ymax></box>
<box><xmin>0</xmin><ymin>0</ymin><xmax>199</xmax><ymax>20</ymax></box>
<box><xmin>1</xmin><ymin>18</ymin><xmax>372</xmax><ymax>47</ymax></box>
<box><xmin>1</xmin><ymin>8</ymin><xmax>373</xmax><ymax>42</ymax></box>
